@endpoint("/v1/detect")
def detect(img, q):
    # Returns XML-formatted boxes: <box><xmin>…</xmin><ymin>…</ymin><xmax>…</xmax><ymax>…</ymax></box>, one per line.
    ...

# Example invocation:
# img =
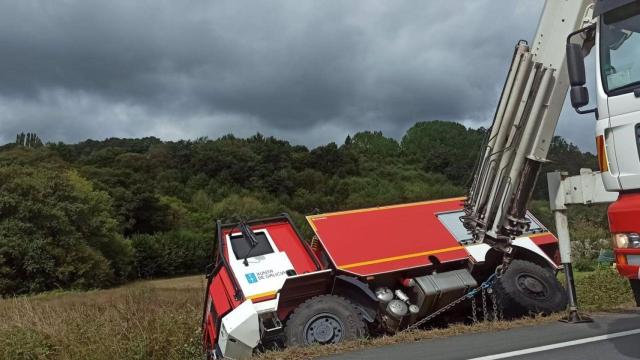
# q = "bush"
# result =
<box><xmin>209</xmin><ymin>194</ymin><xmax>288</xmax><ymax>223</ymax></box>
<box><xmin>573</xmin><ymin>258</ymin><xmax>597</xmax><ymax>272</ymax></box>
<box><xmin>131</xmin><ymin>230</ymin><xmax>210</xmax><ymax>278</ymax></box>
<box><xmin>0</xmin><ymin>166</ymin><xmax>132</xmax><ymax>296</ymax></box>
<box><xmin>575</xmin><ymin>268</ymin><xmax>635</xmax><ymax>310</ymax></box>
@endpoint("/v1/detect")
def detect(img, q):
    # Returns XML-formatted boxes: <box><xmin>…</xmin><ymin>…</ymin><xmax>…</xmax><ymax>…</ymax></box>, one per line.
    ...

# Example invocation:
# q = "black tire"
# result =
<box><xmin>630</xmin><ymin>279</ymin><xmax>640</xmax><ymax>307</ymax></box>
<box><xmin>494</xmin><ymin>260</ymin><xmax>567</xmax><ymax>317</ymax></box>
<box><xmin>284</xmin><ymin>295</ymin><xmax>367</xmax><ymax>347</ymax></box>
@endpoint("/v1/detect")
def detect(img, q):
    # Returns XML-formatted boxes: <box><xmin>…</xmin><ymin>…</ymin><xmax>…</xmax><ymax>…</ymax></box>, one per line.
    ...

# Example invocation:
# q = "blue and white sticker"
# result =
<box><xmin>245</xmin><ymin>273</ymin><xmax>258</xmax><ymax>284</ymax></box>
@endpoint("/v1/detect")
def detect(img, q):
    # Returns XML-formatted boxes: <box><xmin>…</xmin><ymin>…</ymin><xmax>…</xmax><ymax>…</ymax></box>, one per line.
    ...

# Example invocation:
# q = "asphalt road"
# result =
<box><xmin>325</xmin><ymin>310</ymin><xmax>640</xmax><ymax>360</ymax></box>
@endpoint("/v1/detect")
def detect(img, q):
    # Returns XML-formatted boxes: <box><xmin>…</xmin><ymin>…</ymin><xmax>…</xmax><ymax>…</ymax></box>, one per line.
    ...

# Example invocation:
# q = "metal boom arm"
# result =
<box><xmin>463</xmin><ymin>0</ymin><xmax>595</xmax><ymax>251</ymax></box>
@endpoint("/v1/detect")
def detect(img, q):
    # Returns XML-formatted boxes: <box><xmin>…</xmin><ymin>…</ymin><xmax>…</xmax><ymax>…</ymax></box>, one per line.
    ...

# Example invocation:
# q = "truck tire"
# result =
<box><xmin>494</xmin><ymin>260</ymin><xmax>567</xmax><ymax>317</ymax></box>
<box><xmin>630</xmin><ymin>279</ymin><xmax>640</xmax><ymax>307</ymax></box>
<box><xmin>284</xmin><ymin>295</ymin><xmax>367</xmax><ymax>347</ymax></box>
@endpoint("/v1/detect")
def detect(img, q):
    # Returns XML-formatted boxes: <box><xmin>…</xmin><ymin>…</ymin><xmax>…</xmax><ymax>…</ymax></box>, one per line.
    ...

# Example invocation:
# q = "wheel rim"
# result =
<box><xmin>303</xmin><ymin>313</ymin><xmax>344</xmax><ymax>345</ymax></box>
<box><xmin>515</xmin><ymin>272</ymin><xmax>549</xmax><ymax>300</ymax></box>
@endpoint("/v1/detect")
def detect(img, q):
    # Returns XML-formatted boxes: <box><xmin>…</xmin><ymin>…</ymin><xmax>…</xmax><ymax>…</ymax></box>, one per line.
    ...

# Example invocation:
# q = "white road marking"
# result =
<box><xmin>468</xmin><ymin>328</ymin><xmax>640</xmax><ymax>360</ymax></box>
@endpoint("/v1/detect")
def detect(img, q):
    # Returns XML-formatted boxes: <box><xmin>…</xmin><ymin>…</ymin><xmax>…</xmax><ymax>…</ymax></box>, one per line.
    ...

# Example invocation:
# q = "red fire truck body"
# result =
<box><xmin>202</xmin><ymin>197</ymin><xmax>565</xmax><ymax>359</ymax></box>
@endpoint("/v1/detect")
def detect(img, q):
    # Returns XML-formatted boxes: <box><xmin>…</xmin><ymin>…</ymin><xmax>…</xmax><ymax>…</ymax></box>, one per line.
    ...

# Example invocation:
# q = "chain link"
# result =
<box><xmin>491</xmin><ymin>290</ymin><xmax>499</xmax><ymax>321</ymax></box>
<box><xmin>471</xmin><ymin>297</ymin><xmax>478</xmax><ymax>323</ymax></box>
<box><xmin>481</xmin><ymin>288</ymin><xmax>488</xmax><ymax>322</ymax></box>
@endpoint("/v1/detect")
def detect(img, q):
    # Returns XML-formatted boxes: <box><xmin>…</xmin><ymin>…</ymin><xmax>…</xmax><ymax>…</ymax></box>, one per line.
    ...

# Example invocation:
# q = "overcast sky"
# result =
<box><xmin>0</xmin><ymin>0</ymin><xmax>596</xmax><ymax>152</ymax></box>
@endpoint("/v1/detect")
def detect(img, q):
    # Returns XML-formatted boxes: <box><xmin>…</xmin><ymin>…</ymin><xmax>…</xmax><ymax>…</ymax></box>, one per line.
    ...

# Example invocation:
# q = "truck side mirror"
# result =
<box><xmin>566</xmin><ymin>43</ymin><xmax>586</xmax><ymax>86</ymax></box>
<box><xmin>566</xmin><ymin>25</ymin><xmax>597</xmax><ymax>116</ymax></box>
<box><xmin>570</xmin><ymin>86</ymin><xmax>589</xmax><ymax>109</ymax></box>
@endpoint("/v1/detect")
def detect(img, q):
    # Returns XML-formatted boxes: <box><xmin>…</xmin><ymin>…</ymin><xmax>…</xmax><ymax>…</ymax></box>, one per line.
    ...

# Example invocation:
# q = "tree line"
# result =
<box><xmin>0</xmin><ymin>121</ymin><xmax>599</xmax><ymax>296</ymax></box>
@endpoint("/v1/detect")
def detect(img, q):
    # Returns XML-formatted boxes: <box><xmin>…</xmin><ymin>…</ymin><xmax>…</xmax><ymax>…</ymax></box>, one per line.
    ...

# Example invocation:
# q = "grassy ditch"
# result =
<box><xmin>0</xmin><ymin>268</ymin><xmax>635</xmax><ymax>360</ymax></box>
<box><xmin>0</xmin><ymin>276</ymin><xmax>206</xmax><ymax>360</ymax></box>
<box><xmin>572</xmin><ymin>267</ymin><xmax>636</xmax><ymax>310</ymax></box>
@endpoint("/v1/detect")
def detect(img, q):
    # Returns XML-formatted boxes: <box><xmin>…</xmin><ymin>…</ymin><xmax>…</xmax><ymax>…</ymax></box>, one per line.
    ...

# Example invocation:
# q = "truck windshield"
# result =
<box><xmin>600</xmin><ymin>2</ymin><xmax>640</xmax><ymax>94</ymax></box>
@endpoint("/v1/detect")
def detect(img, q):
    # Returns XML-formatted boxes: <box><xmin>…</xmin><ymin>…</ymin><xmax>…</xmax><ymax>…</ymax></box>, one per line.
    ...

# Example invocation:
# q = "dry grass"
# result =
<box><xmin>0</xmin><ymin>276</ymin><xmax>206</xmax><ymax>360</ymax></box>
<box><xmin>257</xmin><ymin>314</ymin><xmax>562</xmax><ymax>360</ymax></box>
<box><xmin>0</xmin><ymin>268</ymin><xmax>635</xmax><ymax>360</ymax></box>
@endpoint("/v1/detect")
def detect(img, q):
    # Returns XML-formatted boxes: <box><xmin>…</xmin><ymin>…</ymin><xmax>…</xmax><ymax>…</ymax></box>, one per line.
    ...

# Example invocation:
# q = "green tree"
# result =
<box><xmin>401</xmin><ymin>121</ymin><xmax>485</xmax><ymax>184</ymax></box>
<box><xmin>0</xmin><ymin>166</ymin><xmax>132</xmax><ymax>295</ymax></box>
<box><xmin>347</xmin><ymin>131</ymin><xmax>400</xmax><ymax>160</ymax></box>
<box><xmin>131</xmin><ymin>229</ymin><xmax>209</xmax><ymax>278</ymax></box>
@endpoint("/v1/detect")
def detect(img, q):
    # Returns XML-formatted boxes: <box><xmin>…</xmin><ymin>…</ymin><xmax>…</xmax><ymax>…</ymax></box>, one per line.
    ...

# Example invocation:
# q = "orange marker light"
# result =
<box><xmin>616</xmin><ymin>253</ymin><xmax>627</xmax><ymax>266</ymax></box>
<box><xmin>596</xmin><ymin>135</ymin><xmax>609</xmax><ymax>172</ymax></box>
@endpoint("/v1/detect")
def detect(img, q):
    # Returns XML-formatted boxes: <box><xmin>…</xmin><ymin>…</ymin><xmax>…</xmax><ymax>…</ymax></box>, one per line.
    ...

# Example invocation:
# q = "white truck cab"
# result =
<box><xmin>566</xmin><ymin>0</ymin><xmax>640</xmax><ymax>304</ymax></box>
<box><xmin>593</xmin><ymin>2</ymin><xmax>640</xmax><ymax>191</ymax></box>
<box><xmin>226</xmin><ymin>229</ymin><xmax>295</xmax><ymax>312</ymax></box>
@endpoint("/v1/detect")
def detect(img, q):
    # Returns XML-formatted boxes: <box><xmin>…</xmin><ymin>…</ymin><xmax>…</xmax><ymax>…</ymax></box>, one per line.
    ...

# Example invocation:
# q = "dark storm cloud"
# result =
<box><xmin>0</xmin><ymin>0</ymin><xmax>593</xmax><ymax>150</ymax></box>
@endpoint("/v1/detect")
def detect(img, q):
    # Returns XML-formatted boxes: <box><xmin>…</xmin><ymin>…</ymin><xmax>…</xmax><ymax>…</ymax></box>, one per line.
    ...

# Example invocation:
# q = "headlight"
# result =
<box><xmin>613</xmin><ymin>233</ymin><xmax>640</xmax><ymax>248</ymax></box>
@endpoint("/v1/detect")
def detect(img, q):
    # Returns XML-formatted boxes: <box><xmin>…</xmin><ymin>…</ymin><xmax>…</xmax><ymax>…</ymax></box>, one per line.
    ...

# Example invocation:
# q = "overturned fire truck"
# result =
<box><xmin>201</xmin><ymin>197</ymin><xmax>566</xmax><ymax>359</ymax></box>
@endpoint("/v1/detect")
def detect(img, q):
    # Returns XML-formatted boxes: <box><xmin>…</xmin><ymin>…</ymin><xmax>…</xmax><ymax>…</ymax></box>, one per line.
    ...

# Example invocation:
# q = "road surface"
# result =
<box><xmin>325</xmin><ymin>310</ymin><xmax>640</xmax><ymax>360</ymax></box>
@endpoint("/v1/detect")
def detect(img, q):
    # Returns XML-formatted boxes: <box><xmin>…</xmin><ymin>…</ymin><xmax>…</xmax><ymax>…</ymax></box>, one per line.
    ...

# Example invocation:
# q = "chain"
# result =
<box><xmin>403</xmin><ymin>272</ymin><xmax>498</xmax><ymax>332</ymax></box>
<box><xmin>481</xmin><ymin>288</ymin><xmax>488</xmax><ymax>322</ymax></box>
<box><xmin>471</xmin><ymin>297</ymin><xmax>478</xmax><ymax>323</ymax></box>
<box><xmin>491</xmin><ymin>290</ymin><xmax>499</xmax><ymax>321</ymax></box>
<box><xmin>403</xmin><ymin>289</ymin><xmax>471</xmax><ymax>331</ymax></box>
<box><xmin>497</xmin><ymin>246</ymin><xmax>514</xmax><ymax>277</ymax></box>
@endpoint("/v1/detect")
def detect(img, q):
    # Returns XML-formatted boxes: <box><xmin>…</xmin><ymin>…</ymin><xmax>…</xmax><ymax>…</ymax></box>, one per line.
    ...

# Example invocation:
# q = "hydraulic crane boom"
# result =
<box><xmin>463</xmin><ymin>0</ymin><xmax>595</xmax><ymax>254</ymax></box>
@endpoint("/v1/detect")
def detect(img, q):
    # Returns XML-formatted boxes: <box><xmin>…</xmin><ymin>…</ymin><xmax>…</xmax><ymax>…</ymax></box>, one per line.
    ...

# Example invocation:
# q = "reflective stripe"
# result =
<box><xmin>527</xmin><ymin>232</ymin><xmax>552</xmax><ymax>239</ymax></box>
<box><xmin>245</xmin><ymin>290</ymin><xmax>277</xmax><ymax>301</ymax></box>
<box><xmin>338</xmin><ymin>245</ymin><xmax>465</xmax><ymax>270</ymax></box>
<box><xmin>307</xmin><ymin>197</ymin><xmax>466</xmax><ymax>220</ymax></box>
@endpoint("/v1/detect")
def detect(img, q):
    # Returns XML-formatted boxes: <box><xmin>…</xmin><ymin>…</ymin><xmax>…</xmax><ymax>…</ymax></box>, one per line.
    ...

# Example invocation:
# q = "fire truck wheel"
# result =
<box><xmin>494</xmin><ymin>259</ymin><xmax>567</xmax><ymax>317</ymax></box>
<box><xmin>284</xmin><ymin>295</ymin><xmax>367</xmax><ymax>347</ymax></box>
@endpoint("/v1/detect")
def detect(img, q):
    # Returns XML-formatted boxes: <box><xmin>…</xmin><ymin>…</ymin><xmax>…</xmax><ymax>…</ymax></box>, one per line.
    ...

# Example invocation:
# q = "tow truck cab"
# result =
<box><xmin>567</xmin><ymin>1</ymin><xmax>640</xmax><ymax>302</ymax></box>
<box><xmin>202</xmin><ymin>198</ymin><xmax>565</xmax><ymax>359</ymax></box>
<box><xmin>598</xmin><ymin>3</ymin><xmax>640</xmax><ymax>304</ymax></box>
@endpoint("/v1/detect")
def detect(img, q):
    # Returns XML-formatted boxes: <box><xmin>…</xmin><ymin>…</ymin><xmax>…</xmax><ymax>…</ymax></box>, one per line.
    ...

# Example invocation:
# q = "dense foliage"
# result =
<box><xmin>0</xmin><ymin>121</ymin><xmax>602</xmax><ymax>296</ymax></box>
<box><xmin>0</xmin><ymin>164</ymin><xmax>132</xmax><ymax>294</ymax></box>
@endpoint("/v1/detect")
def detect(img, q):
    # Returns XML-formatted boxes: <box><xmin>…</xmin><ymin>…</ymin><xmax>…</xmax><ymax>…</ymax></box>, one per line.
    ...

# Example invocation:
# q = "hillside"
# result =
<box><xmin>0</xmin><ymin>120</ymin><xmax>601</xmax><ymax>296</ymax></box>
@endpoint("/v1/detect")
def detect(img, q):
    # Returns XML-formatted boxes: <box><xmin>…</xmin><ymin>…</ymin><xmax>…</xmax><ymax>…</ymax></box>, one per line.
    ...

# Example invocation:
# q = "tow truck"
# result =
<box><xmin>561</xmin><ymin>0</ymin><xmax>640</xmax><ymax>306</ymax></box>
<box><xmin>202</xmin><ymin>0</ymin><xmax>640</xmax><ymax>358</ymax></box>
<box><xmin>465</xmin><ymin>0</ymin><xmax>640</xmax><ymax>319</ymax></box>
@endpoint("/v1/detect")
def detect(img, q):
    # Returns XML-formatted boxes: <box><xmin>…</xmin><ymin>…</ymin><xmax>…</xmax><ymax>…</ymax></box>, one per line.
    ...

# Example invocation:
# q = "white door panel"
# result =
<box><xmin>608</xmin><ymin>94</ymin><xmax>640</xmax><ymax>190</ymax></box>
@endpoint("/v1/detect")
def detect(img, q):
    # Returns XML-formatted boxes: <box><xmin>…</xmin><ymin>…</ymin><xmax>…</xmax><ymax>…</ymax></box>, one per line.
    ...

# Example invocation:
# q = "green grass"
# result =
<box><xmin>573</xmin><ymin>268</ymin><xmax>636</xmax><ymax>310</ymax></box>
<box><xmin>0</xmin><ymin>268</ymin><xmax>635</xmax><ymax>360</ymax></box>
